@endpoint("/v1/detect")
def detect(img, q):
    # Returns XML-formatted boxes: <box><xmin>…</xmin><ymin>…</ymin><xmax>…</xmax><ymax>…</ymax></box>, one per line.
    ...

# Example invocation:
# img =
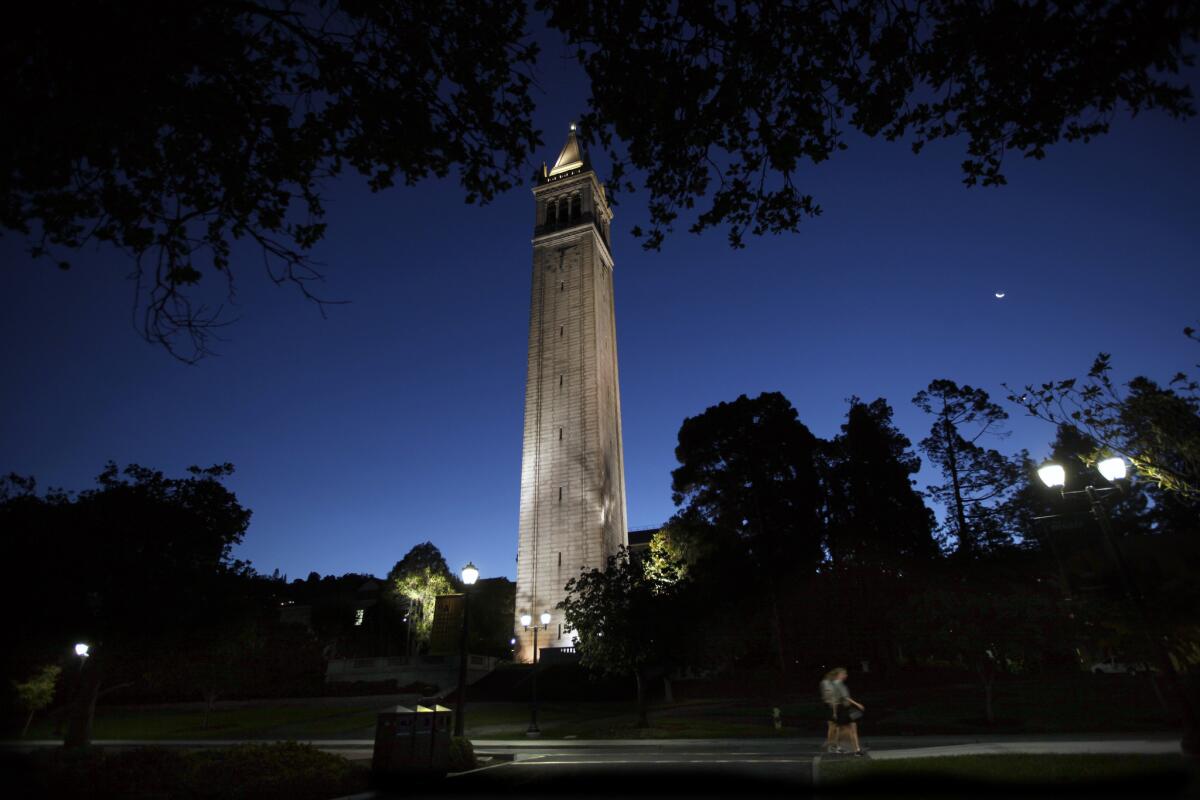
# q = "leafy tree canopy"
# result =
<box><xmin>0</xmin><ymin>462</ymin><xmax>252</xmax><ymax>745</ymax></box>
<box><xmin>4</xmin><ymin>2</ymin><xmax>1195</xmax><ymax>359</ymax></box>
<box><xmin>671</xmin><ymin>391</ymin><xmax>824</xmax><ymax>578</ymax></box>
<box><xmin>542</xmin><ymin>0</ymin><xmax>1198</xmax><ymax>249</ymax></box>
<box><xmin>386</xmin><ymin>542</ymin><xmax>457</xmax><ymax>646</ymax></box>
<box><xmin>2</xmin><ymin>0</ymin><xmax>539</xmax><ymax>361</ymax></box>
<box><xmin>0</xmin><ymin>462</ymin><xmax>251</xmax><ymax>662</ymax></box>
<box><xmin>914</xmin><ymin>379</ymin><xmax>1025</xmax><ymax>555</ymax></box>
<box><xmin>823</xmin><ymin>396</ymin><xmax>937</xmax><ymax>567</ymax></box>
<box><xmin>901</xmin><ymin>574</ymin><xmax>1065</xmax><ymax>722</ymax></box>
<box><xmin>642</xmin><ymin>507</ymin><xmax>738</xmax><ymax>585</ymax></box>
<box><xmin>1008</xmin><ymin>327</ymin><xmax>1200</xmax><ymax>502</ymax></box>
<box><xmin>12</xmin><ymin>664</ymin><xmax>62</xmax><ymax>737</ymax></box>
<box><xmin>558</xmin><ymin>547</ymin><xmax>689</xmax><ymax>726</ymax></box>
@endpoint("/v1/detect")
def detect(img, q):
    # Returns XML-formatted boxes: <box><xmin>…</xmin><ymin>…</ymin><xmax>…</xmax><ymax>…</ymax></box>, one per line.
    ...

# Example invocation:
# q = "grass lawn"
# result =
<box><xmin>463</xmin><ymin>701</ymin><xmax>635</xmax><ymax>737</ymax></box>
<box><xmin>819</xmin><ymin>753</ymin><xmax>1195</xmax><ymax>793</ymax></box>
<box><xmin>8</xmin><ymin>674</ymin><xmax>1180</xmax><ymax>741</ymax></box>
<box><xmin>699</xmin><ymin>675</ymin><xmax>1176</xmax><ymax>737</ymax></box>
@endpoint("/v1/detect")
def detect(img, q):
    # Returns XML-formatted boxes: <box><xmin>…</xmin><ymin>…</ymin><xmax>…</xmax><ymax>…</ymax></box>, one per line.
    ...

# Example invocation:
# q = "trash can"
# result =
<box><xmin>371</xmin><ymin>705</ymin><xmax>416</xmax><ymax>775</ymax></box>
<box><xmin>428</xmin><ymin>704</ymin><xmax>452</xmax><ymax>771</ymax></box>
<box><xmin>371</xmin><ymin>704</ymin><xmax>454</xmax><ymax>783</ymax></box>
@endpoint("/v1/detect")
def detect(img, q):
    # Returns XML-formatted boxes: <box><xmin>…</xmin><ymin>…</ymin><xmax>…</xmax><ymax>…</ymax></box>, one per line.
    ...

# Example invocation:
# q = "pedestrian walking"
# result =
<box><xmin>820</xmin><ymin>667</ymin><xmax>866</xmax><ymax>756</ymax></box>
<box><xmin>819</xmin><ymin>668</ymin><xmax>843</xmax><ymax>753</ymax></box>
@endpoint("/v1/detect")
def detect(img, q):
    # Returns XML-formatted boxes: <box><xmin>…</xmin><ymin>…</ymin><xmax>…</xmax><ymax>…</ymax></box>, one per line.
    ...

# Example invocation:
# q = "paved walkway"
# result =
<box><xmin>5</xmin><ymin>732</ymin><xmax>1182</xmax><ymax>755</ymax></box>
<box><xmin>866</xmin><ymin>738</ymin><xmax>1181</xmax><ymax>760</ymax></box>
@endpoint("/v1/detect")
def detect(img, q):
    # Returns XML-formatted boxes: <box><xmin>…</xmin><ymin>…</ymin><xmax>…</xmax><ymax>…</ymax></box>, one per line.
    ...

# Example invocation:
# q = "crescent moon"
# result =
<box><xmin>995</xmin><ymin>292</ymin><xmax>1006</xmax><ymax>299</ymax></box>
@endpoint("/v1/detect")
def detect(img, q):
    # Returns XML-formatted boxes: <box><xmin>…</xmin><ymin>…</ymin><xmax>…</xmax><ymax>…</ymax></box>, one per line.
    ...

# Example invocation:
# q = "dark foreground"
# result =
<box><xmin>387</xmin><ymin>763</ymin><xmax>1197</xmax><ymax>800</ymax></box>
<box><xmin>386</xmin><ymin>749</ymin><xmax>1198</xmax><ymax>800</ymax></box>
<box><xmin>3</xmin><ymin>742</ymin><xmax>1195</xmax><ymax>799</ymax></box>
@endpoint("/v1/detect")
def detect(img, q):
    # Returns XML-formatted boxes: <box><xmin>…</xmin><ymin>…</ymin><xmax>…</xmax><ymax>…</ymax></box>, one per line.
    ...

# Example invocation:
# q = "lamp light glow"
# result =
<box><xmin>520</xmin><ymin>613</ymin><xmax>532</xmax><ymax>628</ymax></box>
<box><xmin>1038</xmin><ymin>463</ymin><xmax>1066</xmax><ymax>489</ymax></box>
<box><xmin>461</xmin><ymin>562</ymin><xmax>479</xmax><ymax>586</ymax></box>
<box><xmin>74</xmin><ymin>643</ymin><xmax>89</xmax><ymax>657</ymax></box>
<box><xmin>540</xmin><ymin>611</ymin><xmax>551</xmax><ymax>626</ymax></box>
<box><xmin>1097</xmin><ymin>457</ymin><xmax>1127</xmax><ymax>482</ymax></box>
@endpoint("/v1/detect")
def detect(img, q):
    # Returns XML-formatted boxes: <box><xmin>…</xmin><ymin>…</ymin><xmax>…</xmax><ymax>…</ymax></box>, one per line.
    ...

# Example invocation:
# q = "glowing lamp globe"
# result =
<box><xmin>1038</xmin><ymin>463</ymin><xmax>1066</xmax><ymax>489</ymax></box>
<box><xmin>461</xmin><ymin>562</ymin><xmax>479</xmax><ymax>586</ymax></box>
<box><xmin>540</xmin><ymin>611</ymin><xmax>551</xmax><ymax>626</ymax></box>
<box><xmin>74</xmin><ymin>643</ymin><xmax>90</xmax><ymax>657</ymax></box>
<box><xmin>520</xmin><ymin>614</ymin><xmax>532</xmax><ymax>628</ymax></box>
<box><xmin>1097</xmin><ymin>457</ymin><xmax>1127</xmax><ymax>482</ymax></box>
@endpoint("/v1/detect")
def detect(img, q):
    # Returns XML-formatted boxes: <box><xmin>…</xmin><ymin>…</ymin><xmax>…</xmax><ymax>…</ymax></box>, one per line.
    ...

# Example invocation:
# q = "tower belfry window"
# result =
<box><xmin>546</xmin><ymin>202</ymin><xmax>556</xmax><ymax>227</ymax></box>
<box><xmin>571</xmin><ymin>195</ymin><xmax>582</xmax><ymax>220</ymax></box>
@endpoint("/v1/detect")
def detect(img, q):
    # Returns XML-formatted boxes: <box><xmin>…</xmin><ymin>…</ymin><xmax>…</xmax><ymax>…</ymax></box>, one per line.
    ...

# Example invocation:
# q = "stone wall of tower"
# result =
<box><xmin>514</xmin><ymin>168</ymin><xmax>627</xmax><ymax>663</ymax></box>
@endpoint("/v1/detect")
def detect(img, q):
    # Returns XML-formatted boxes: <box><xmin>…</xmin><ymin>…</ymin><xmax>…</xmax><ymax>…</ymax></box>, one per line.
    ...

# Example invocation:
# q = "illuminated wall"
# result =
<box><xmin>513</xmin><ymin>128</ymin><xmax>629</xmax><ymax>663</ymax></box>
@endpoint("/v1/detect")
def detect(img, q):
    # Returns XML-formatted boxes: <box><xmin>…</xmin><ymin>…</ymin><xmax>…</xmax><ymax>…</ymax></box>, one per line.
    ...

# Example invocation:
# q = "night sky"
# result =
<box><xmin>2</xmin><ymin>31</ymin><xmax>1197</xmax><ymax>586</ymax></box>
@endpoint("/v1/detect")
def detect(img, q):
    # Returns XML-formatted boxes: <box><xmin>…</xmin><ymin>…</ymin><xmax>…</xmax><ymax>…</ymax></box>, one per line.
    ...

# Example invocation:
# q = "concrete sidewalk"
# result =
<box><xmin>865</xmin><ymin>738</ymin><xmax>1182</xmax><ymax>760</ymax></box>
<box><xmin>3</xmin><ymin>732</ymin><xmax>1181</xmax><ymax>751</ymax></box>
<box><xmin>469</xmin><ymin>732</ymin><xmax>1180</xmax><ymax>750</ymax></box>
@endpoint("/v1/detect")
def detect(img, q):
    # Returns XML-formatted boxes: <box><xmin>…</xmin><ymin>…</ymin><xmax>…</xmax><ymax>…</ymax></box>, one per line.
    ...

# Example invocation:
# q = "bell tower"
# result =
<box><xmin>514</xmin><ymin>125</ymin><xmax>628</xmax><ymax>662</ymax></box>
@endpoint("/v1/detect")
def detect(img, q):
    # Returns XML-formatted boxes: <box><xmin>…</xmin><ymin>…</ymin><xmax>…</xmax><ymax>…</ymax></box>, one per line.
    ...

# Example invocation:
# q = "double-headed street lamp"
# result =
<box><xmin>1038</xmin><ymin>456</ymin><xmax>1197</xmax><ymax>756</ymax></box>
<box><xmin>521</xmin><ymin>611</ymin><xmax>551</xmax><ymax>737</ymax></box>
<box><xmin>453</xmin><ymin>562</ymin><xmax>479</xmax><ymax>738</ymax></box>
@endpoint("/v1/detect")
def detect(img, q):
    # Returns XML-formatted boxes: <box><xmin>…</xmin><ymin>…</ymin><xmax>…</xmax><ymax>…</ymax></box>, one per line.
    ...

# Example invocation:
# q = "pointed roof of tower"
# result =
<box><xmin>548</xmin><ymin>123</ymin><xmax>588</xmax><ymax>177</ymax></box>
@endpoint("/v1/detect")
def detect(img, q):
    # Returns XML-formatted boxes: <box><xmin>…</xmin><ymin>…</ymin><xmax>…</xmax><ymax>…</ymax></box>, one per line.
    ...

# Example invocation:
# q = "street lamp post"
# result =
<box><xmin>453</xmin><ymin>562</ymin><xmax>479</xmax><ymax>738</ymax></box>
<box><xmin>1038</xmin><ymin>457</ymin><xmax>1198</xmax><ymax>756</ymax></box>
<box><xmin>522</xmin><ymin>611</ymin><xmax>551</xmax><ymax>737</ymax></box>
<box><xmin>60</xmin><ymin>643</ymin><xmax>92</xmax><ymax>741</ymax></box>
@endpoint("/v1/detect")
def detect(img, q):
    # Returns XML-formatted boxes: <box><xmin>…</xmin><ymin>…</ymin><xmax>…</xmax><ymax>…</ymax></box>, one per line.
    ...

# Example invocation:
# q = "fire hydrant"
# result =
<box><xmin>772</xmin><ymin>707</ymin><xmax>782</xmax><ymax>731</ymax></box>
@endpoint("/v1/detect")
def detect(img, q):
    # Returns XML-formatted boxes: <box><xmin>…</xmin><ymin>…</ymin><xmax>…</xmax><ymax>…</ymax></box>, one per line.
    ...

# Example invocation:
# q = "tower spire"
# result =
<box><xmin>548</xmin><ymin>123</ymin><xmax>587</xmax><ymax>177</ymax></box>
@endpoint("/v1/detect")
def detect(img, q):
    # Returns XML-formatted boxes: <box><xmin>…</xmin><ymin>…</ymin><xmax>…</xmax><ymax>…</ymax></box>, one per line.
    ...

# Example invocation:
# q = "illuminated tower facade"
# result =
<box><xmin>514</xmin><ymin>126</ymin><xmax>628</xmax><ymax>662</ymax></box>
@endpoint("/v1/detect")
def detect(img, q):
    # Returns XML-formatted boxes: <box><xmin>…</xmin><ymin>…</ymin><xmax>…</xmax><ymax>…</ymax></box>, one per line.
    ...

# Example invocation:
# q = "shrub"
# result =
<box><xmin>10</xmin><ymin>742</ymin><xmax>369</xmax><ymax>799</ymax></box>
<box><xmin>101</xmin><ymin>747</ymin><xmax>193</xmax><ymax>797</ymax></box>
<box><xmin>187</xmin><ymin>741</ymin><xmax>367</xmax><ymax>799</ymax></box>
<box><xmin>448</xmin><ymin>736</ymin><xmax>476</xmax><ymax>772</ymax></box>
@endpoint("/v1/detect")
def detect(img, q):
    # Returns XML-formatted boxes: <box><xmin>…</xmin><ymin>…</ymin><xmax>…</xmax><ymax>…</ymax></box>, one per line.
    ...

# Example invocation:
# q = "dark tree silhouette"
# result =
<box><xmin>1</xmin><ymin>0</ymin><xmax>539</xmax><ymax>361</ymax></box>
<box><xmin>7</xmin><ymin>3</ymin><xmax>1196</xmax><ymax>361</ymax></box>
<box><xmin>542</xmin><ymin>0</ymin><xmax>1198</xmax><ymax>249</ymax></box>
<box><xmin>1008</xmin><ymin>326</ymin><xmax>1200</xmax><ymax>502</ymax></box>
<box><xmin>914</xmin><ymin>380</ymin><xmax>1025</xmax><ymax>556</ymax></box>
<box><xmin>558</xmin><ymin>548</ymin><xmax>688</xmax><ymax>727</ymax></box>
<box><xmin>901</xmin><ymin>573</ymin><xmax>1064</xmax><ymax>724</ymax></box>
<box><xmin>824</xmin><ymin>396</ymin><xmax>938</xmax><ymax>568</ymax></box>
<box><xmin>813</xmin><ymin>397</ymin><xmax>938</xmax><ymax>673</ymax></box>
<box><xmin>671</xmin><ymin>391</ymin><xmax>824</xmax><ymax>672</ymax></box>
<box><xmin>0</xmin><ymin>463</ymin><xmax>251</xmax><ymax>747</ymax></box>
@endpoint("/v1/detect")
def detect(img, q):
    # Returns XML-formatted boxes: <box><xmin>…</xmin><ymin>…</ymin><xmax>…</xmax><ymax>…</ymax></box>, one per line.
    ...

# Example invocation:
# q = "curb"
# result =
<box><xmin>867</xmin><ymin>740</ymin><xmax>1181</xmax><ymax>760</ymax></box>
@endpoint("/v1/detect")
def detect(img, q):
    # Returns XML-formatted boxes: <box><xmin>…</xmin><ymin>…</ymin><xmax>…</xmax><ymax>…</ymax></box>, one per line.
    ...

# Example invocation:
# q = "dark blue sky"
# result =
<box><xmin>2</xmin><ymin>33</ymin><xmax>1197</xmax><ymax>584</ymax></box>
